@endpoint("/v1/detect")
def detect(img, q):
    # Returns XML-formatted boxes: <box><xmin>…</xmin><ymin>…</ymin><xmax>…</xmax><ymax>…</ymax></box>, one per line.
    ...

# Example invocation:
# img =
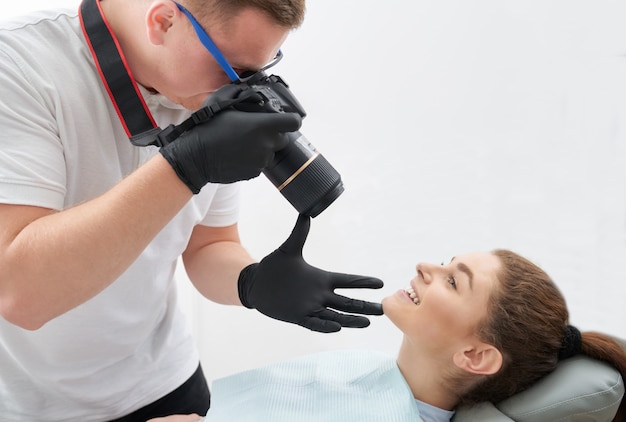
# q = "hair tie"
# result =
<box><xmin>558</xmin><ymin>325</ymin><xmax>582</xmax><ymax>360</ymax></box>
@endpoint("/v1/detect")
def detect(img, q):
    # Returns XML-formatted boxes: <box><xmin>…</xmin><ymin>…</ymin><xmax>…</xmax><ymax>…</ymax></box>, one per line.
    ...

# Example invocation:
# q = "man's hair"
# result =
<box><xmin>182</xmin><ymin>0</ymin><xmax>306</xmax><ymax>29</ymax></box>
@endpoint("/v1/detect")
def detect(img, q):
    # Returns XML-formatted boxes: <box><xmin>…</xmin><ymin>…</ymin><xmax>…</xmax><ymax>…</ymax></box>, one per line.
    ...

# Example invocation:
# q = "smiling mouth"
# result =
<box><xmin>405</xmin><ymin>287</ymin><xmax>420</xmax><ymax>305</ymax></box>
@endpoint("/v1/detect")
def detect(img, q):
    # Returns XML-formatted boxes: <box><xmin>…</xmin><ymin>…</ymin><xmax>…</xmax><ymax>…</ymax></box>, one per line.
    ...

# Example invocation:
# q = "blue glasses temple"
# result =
<box><xmin>175</xmin><ymin>2</ymin><xmax>241</xmax><ymax>82</ymax></box>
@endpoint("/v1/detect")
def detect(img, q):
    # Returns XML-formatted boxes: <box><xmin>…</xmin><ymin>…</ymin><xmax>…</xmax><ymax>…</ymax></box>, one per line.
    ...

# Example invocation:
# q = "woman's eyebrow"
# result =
<box><xmin>456</xmin><ymin>262</ymin><xmax>474</xmax><ymax>290</ymax></box>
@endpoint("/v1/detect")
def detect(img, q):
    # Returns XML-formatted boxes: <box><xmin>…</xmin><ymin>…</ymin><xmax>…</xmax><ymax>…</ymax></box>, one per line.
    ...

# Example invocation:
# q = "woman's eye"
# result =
<box><xmin>447</xmin><ymin>275</ymin><xmax>457</xmax><ymax>289</ymax></box>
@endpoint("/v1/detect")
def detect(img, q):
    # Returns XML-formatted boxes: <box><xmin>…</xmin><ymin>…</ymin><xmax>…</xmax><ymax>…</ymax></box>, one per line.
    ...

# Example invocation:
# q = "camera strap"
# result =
<box><xmin>148</xmin><ymin>89</ymin><xmax>259</xmax><ymax>147</ymax></box>
<box><xmin>79</xmin><ymin>0</ymin><xmax>160</xmax><ymax>144</ymax></box>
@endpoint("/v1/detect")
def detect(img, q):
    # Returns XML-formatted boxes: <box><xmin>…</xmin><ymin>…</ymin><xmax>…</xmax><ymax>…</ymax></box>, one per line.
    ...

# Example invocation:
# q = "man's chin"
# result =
<box><xmin>182</xmin><ymin>95</ymin><xmax>212</xmax><ymax>111</ymax></box>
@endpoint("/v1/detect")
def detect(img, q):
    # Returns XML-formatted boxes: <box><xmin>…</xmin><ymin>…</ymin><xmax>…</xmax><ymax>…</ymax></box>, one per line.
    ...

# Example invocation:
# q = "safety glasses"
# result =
<box><xmin>175</xmin><ymin>2</ymin><xmax>283</xmax><ymax>83</ymax></box>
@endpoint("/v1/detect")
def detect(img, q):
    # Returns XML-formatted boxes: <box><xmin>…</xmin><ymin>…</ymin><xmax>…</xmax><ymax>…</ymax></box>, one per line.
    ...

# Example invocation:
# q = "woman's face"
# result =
<box><xmin>382</xmin><ymin>252</ymin><xmax>501</xmax><ymax>354</ymax></box>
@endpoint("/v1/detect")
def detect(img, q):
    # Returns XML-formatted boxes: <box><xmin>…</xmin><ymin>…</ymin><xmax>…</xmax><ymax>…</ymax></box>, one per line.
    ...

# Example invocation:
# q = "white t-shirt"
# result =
<box><xmin>0</xmin><ymin>8</ymin><xmax>240</xmax><ymax>421</ymax></box>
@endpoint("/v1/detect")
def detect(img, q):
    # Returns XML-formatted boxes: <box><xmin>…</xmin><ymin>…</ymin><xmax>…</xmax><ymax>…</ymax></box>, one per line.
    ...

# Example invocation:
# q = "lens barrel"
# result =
<box><xmin>263</xmin><ymin>131</ymin><xmax>344</xmax><ymax>217</ymax></box>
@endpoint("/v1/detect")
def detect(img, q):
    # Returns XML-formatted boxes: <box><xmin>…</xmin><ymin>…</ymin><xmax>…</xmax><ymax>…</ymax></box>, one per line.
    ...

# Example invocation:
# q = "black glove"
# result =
<box><xmin>238</xmin><ymin>214</ymin><xmax>384</xmax><ymax>333</ymax></box>
<box><xmin>160</xmin><ymin>84</ymin><xmax>302</xmax><ymax>192</ymax></box>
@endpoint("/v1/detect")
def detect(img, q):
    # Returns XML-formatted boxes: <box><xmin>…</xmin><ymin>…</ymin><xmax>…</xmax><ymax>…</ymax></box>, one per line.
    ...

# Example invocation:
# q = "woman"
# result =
<box><xmin>153</xmin><ymin>249</ymin><xmax>626</xmax><ymax>421</ymax></box>
<box><xmin>385</xmin><ymin>249</ymin><xmax>626</xmax><ymax>420</ymax></box>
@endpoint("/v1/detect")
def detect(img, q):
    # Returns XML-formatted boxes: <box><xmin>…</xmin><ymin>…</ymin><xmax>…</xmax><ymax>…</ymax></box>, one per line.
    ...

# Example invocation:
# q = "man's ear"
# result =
<box><xmin>453</xmin><ymin>343</ymin><xmax>503</xmax><ymax>375</ymax></box>
<box><xmin>146</xmin><ymin>1</ymin><xmax>177</xmax><ymax>45</ymax></box>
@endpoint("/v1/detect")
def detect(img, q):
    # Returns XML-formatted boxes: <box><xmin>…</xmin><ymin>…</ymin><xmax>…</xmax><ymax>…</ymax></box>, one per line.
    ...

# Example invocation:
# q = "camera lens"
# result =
<box><xmin>263</xmin><ymin>131</ymin><xmax>344</xmax><ymax>218</ymax></box>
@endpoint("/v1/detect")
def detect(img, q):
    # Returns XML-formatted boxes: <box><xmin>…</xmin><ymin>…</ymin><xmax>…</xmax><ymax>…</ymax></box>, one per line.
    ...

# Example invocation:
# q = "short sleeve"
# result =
<box><xmin>0</xmin><ymin>46</ymin><xmax>66</xmax><ymax>209</ymax></box>
<box><xmin>198</xmin><ymin>182</ymin><xmax>241</xmax><ymax>227</ymax></box>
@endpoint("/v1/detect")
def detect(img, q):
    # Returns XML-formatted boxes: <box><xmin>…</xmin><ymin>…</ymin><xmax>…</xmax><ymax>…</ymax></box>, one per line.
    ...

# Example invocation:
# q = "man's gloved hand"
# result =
<box><xmin>160</xmin><ymin>84</ymin><xmax>302</xmax><ymax>193</ymax></box>
<box><xmin>238</xmin><ymin>214</ymin><xmax>384</xmax><ymax>333</ymax></box>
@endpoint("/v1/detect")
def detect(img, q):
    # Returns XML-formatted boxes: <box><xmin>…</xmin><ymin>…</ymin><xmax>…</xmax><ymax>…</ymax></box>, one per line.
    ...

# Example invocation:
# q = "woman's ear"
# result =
<box><xmin>453</xmin><ymin>343</ymin><xmax>503</xmax><ymax>375</ymax></box>
<box><xmin>146</xmin><ymin>1</ymin><xmax>178</xmax><ymax>45</ymax></box>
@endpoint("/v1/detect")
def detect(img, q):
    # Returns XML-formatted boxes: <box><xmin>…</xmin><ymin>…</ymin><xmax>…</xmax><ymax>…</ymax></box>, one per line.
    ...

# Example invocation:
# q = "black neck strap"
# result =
<box><xmin>79</xmin><ymin>0</ymin><xmax>158</xmax><ymax>140</ymax></box>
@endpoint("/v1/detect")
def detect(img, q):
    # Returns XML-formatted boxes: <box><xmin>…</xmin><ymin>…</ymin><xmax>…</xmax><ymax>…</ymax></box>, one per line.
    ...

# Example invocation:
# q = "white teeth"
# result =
<box><xmin>404</xmin><ymin>287</ymin><xmax>420</xmax><ymax>305</ymax></box>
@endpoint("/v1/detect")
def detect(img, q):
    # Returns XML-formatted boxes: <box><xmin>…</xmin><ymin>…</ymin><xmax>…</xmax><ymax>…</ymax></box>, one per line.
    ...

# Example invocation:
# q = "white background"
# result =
<box><xmin>8</xmin><ymin>1</ymin><xmax>626</xmax><ymax>384</ymax></box>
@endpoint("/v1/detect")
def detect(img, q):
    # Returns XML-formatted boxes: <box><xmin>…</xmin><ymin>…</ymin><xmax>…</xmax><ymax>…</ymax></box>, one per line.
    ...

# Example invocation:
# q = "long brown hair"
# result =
<box><xmin>458</xmin><ymin>249</ymin><xmax>626</xmax><ymax>421</ymax></box>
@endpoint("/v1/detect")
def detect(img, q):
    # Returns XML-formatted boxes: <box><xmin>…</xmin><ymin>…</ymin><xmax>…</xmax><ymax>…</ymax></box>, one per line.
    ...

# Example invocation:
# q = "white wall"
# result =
<box><xmin>9</xmin><ymin>1</ymin><xmax>626</xmax><ymax>384</ymax></box>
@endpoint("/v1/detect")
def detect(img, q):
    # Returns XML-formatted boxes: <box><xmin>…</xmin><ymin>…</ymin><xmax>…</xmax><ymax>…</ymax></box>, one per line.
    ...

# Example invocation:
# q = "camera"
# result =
<box><xmin>132</xmin><ymin>72</ymin><xmax>344</xmax><ymax>218</ymax></box>
<box><xmin>234</xmin><ymin>72</ymin><xmax>344</xmax><ymax>218</ymax></box>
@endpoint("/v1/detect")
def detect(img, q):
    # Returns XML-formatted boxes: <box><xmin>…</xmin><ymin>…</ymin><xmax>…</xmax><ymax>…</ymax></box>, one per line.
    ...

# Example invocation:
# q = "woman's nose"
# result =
<box><xmin>416</xmin><ymin>262</ymin><xmax>434</xmax><ymax>284</ymax></box>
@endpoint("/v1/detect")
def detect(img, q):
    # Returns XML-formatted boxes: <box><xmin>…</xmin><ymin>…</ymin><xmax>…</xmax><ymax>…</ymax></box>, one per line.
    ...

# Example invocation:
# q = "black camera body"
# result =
<box><xmin>237</xmin><ymin>72</ymin><xmax>344</xmax><ymax>218</ymax></box>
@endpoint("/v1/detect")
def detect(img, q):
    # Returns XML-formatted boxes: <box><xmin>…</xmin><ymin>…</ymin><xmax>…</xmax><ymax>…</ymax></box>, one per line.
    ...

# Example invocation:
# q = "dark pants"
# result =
<box><xmin>109</xmin><ymin>364</ymin><xmax>211</xmax><ymax>422</ymax></box>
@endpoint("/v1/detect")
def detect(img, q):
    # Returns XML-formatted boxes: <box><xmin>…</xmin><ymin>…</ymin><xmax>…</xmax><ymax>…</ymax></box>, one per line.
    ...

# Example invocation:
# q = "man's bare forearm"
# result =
<box><xmin>0</xmin><ymin>155</ymin><xmax>192</xmax><ymax>329</ymax></box>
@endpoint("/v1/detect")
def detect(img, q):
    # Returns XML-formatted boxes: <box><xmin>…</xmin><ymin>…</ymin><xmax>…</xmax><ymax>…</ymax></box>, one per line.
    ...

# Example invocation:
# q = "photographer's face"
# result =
<box><xmin>146</xmin><ymin>3</ymin><xmax>288</xmax><ymax>110</ymax></box>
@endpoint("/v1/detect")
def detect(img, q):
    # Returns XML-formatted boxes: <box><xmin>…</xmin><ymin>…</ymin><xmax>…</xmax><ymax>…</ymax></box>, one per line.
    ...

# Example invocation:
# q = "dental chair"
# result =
<box><xmin>453</xmin><ymin>337</ymin><xmax>625</xmax><ymax>422</ymax></box>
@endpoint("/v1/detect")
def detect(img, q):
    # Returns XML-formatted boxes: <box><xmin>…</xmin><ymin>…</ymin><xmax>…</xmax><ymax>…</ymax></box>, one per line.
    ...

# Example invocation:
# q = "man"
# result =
<box><xmin>0</xmin><ymin>0</ymin><xmax>383</xmax><ymax>420</ymax></box>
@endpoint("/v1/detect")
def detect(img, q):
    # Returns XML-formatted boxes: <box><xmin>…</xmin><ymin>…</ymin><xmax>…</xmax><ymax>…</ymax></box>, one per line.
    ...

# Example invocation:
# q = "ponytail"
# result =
<box><xmin>580</xmin><ymin>332</ymin><xmax>626</xmax><ymax>422</ymax></box>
